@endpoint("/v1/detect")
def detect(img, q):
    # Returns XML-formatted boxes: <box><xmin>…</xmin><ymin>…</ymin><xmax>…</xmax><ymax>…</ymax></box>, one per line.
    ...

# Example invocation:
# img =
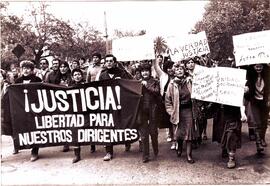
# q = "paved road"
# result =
<box><xmin>1</xmin><ymin>120</ymin><xmax>270</xmax><ymax>185</ymax></box>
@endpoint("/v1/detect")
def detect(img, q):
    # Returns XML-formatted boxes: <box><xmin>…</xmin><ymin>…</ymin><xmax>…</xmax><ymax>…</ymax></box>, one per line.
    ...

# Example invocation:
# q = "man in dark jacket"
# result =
<box><xmin>138</xmin><ymin>64</ymin><xmax>160</xmax><ymax>163</ymax></box>
<box><xmin>99</xmin><ymin>54</ymin><xmax>132</xmax><ymax>161</ymax></box>
<box><xmin>44</xmin><ymin>58</ymin><xmax>61</xmax><ymax>84</ymax></box>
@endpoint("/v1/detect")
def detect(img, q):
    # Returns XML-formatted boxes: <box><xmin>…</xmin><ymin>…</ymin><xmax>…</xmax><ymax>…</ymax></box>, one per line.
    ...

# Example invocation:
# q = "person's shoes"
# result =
<box><xmin>152</xmin><ymin>154</ymin><xmax>158</xmax><ymax>161</ymax></box>
<box><xmin>12</xmin><ymin>149</ymin><xmax>19</xmax><ymax>155</ymax></box>
<box><xmin>222</xmin><ymin>149</ymin><xmax>229</xmax><ymax>158</ymax></box>
<box><xmin>103</xmin><ymin>153</ymin><xmax>113</xmax><ymax>161</ymax></box>
<box><xmin>227</xmin><ymin>152</ymin><xmax>236</xmax><ymax>169</ymax></box>
<box><xmin>142</xmin><ymin>158</ymin><xmax>149</xmax><ymax>163</ymax></box>
<box><xmin>139</xmin><ymin>141</ymin><xmax>143</xmax><ymax>152</ymax></box>
<box><xmin>249</xmin><ymin>134</ymin><xmax>256</xmax><ymax>141</ymax></box>
<box><xmin>170</xmin><ymin>142</ymin><xmax>176</xmax><ymax>150</ymax></box>
<box><xmin>227</xmin><ymin>158</ymin><xmax>236</xmax><ymax>169</ymax></box>
<box><xmin>90</xmin><ymin>145</ymin><xmax>96</xmax><ymax>153</ymax></box>
<box><xmin>125</xmin><ymin>144</ymin><xmax>131</xmax><ymax>152</ymax></box>
<box><xmin>30</xmin><ymin>154</ymin><xmax>39</xmax><ymax>162</ymax></box>
<box><xmin>202</xmin><ymin>135</ymin><xmax>208</xmax><ymax>140</ymax></box>
<box><xmin>261</xmin><ymin>139</ymin><xmax>267</xmax><ymax>147</ymax></box>
<box><xmin>176</xmin><ymin>145</ymin><xmax>182</xmax><ymax>157</ymax></box>
<box><xmin>187</xmin><ymin>157</ymin><xmax>195</xmax><ymax>164</ymax></box>
<box><xmin>62</xmin><ymin>145</ymin><xmax>69</xmax><ymax>152</ymax></box>
<box><xmin>256</xmin><ymin>143</ymin><xmax>264</xmax><ymax>153</ymax></box>
<box><xmin>192</xmin><ymin>142</ymin><xmax>198</xmax><ymax>149</ymax></box>
<box><xmin>167</xmin><ymin>137</ymin><xmax>172</xmax><ymax>142</ymax></box>
<box><xmin>72</xmin><ymin>155</ymin><xmax>81</xmax><ymax>163</ymax></box>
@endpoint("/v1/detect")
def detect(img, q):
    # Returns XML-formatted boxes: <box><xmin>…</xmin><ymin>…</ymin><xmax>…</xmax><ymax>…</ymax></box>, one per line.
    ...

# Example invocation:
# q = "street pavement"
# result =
<box><xmin>1</xmin><ymin>119</ymin><xmax>270</xmax><ymax>185</ymax></box>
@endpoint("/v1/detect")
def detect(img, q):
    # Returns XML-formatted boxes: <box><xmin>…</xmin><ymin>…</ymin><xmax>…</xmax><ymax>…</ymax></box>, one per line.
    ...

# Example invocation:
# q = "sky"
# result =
<box><xmin>6</xmin><ymin>1</ymin><xmax>208</xmax><ymax>38</ymax></box>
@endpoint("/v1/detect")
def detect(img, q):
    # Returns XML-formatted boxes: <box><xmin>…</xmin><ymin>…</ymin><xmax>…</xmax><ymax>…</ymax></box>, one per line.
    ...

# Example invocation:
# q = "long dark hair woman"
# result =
<box><xmin>59</xmin><ymin>61</ymin><xmax>72</xmax><ymax>86</ymax></box>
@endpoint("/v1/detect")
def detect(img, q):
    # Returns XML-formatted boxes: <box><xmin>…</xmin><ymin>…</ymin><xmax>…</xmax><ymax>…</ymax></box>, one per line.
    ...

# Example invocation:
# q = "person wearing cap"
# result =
<box><xmin>15</xmin><ymin>60</ymin><xmax>42</xmax><ymax>161</ymax></box>
<box><xmin>165</xmin><ymin>62</ymin><xmax>199</xmax><ymax>164</ymax></box>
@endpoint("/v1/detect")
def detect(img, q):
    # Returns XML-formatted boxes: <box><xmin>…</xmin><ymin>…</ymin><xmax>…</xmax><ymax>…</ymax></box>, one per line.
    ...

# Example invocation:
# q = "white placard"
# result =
<box><xmin>191</xmin><ymin>65</ymin><xmax>246</xmax><ymax>107</ymax></box>
<box><xmin>112</xmin><ymin>35</ymin><xmax>155</xmax><ymax>61</ymax></box>
<box><xmin>166</xmin><ymin>31</ymin><xmax>210</xmax><ymax>62</ymax></box>
<box><xmin>233</xmin><ymin>30</ymin><xmax>270</xmax><ymax>66</ymax></box>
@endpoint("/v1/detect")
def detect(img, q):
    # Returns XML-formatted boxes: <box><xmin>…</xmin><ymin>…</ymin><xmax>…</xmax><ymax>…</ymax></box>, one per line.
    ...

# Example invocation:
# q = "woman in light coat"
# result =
<box><xmin>165</xmin><ymin>62</ymin><xmax>199</xmax><ymax>164</ymax></box>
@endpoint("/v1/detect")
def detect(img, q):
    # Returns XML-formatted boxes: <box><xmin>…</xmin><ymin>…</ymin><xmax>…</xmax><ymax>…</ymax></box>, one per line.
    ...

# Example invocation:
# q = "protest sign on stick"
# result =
<box><xmin>167</xmin><ymin>31</ymin><xmax>210</xmax><ymax>62</ymax></box>
<box><xmin>2</xmin><ymin>80</ymin><xmax>142</xmax><ymax>150</ymax></box>
<box><xmin>191</xmin><ymin>65</ymin><xmax>246</xmax><ymax>107</ymax></box>
<box><xmin>233</xmin><ymin>30</ymin><xmax>270</xmax><ymax>66</ymax></box>
<box><xmin>112</xmin><ymin>35</ymin><xmax>155</xmax><ymax>61</ymax></box>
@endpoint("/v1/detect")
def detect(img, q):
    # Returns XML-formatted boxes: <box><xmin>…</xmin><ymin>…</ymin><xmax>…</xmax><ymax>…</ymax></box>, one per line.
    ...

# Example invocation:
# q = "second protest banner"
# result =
<box><xmin>191</xmin><ymin>65</ymin><xmax>246</xmax><ymax>107</ymax></box>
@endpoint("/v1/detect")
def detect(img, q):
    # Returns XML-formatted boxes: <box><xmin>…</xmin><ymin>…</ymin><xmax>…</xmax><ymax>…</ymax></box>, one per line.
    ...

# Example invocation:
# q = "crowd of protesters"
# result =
<box><xmin>1</xmin><ymin>52</ymin><xmax>269</xmax><ymax>169</ymax></box>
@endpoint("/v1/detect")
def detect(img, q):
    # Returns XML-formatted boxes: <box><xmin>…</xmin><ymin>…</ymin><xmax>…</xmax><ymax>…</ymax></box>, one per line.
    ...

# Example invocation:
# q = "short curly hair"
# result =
<box><xmin>20</xmin><ymin>60</ymin><xmax>35</xmax><ymax>70</ymax></box>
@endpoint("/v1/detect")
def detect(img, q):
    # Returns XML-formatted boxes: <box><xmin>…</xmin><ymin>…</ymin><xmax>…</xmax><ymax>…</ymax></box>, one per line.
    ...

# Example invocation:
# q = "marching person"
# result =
<box><xmin>165</xmin><ymin>62</ymin><xmax>199</xmax><ymax>164</ymax></box>
<box><xmin>58</xmin><ymin>61</ymin><xmax>72</xmax><ymax>152</ymax></box>
<box><xmin>245</xmin><ymin>64</ymin><xmax>270</xmax><ymax>152</ymax></box>
<box><xmin>15</xmin><ymin>60</ymin><xmax>42</xmax><ymax>161</ymax></box>
<box><xmin>69</xmin><ymin>69</ymin><xmax>86</xmax><ymax>163</ymax></box>
<box><xmin>185</xmin><ymin>57</ymin><xmax>208</xmax><ymax>147</ymax></box>
<box><xmin>153</xmin><ymin>55</ymin><xmax>176</xmax><ymax>149</ymax></box>
<box><xmin>85</xmin><ymin>52</ymin><xmax>105</xmax><ymax>154</ymax></box>
<box><xmin>211</xmin><ymin>103</ymin><xmax>246</xmax><ymax>168</ymax></box>
<box><xmin>137</xmin><ymin>64</ymin><xmax>160</xmax><ymax>163</ymax></box>
<box><xmin>45</xmin><ymin>60</ymin><xmax>72</xmax><ymax>152</ymax></box>
<box><xmin>99</xmin><ymin>54</ymin><xmax>133</xmax><ymax>161</ymax></box>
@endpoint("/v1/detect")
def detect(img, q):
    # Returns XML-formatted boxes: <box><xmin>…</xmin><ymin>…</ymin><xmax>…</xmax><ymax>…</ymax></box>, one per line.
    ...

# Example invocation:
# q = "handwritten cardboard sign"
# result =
<box><xmin>166</xmin><ymin>31</ymin><xmax>210</xmax><ymax>62</ymax></box>
<box><xmin>233</xmin><ymin>30</ymin><xmax>270</xmax><ymax>66</ymax></box>
<box><xmin>191</xmin><ymin>65</ymin><xmax>246</xmax><ymax>107</ymax></box>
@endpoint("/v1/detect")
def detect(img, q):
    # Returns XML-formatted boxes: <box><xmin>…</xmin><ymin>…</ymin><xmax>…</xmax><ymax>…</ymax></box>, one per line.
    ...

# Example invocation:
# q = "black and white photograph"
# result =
<box><xmin>1</xmin><ymin>0</ymin><xmax>270</xmax><ymax>185</ymax></box>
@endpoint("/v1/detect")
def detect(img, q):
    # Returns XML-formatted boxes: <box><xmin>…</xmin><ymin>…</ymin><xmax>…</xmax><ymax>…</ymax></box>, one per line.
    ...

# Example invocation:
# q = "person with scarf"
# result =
<box><xmin>99</xmin><ymin>54</ymin><xmax>133</xmax><ymax>161</ymax></box>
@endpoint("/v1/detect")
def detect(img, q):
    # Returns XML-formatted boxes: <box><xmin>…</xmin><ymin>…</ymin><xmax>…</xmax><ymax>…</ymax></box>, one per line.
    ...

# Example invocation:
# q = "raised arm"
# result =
<box><xmin>153</xmin><ymin>58</ymin><xmax>165</xmax><ymax>78</ymax></box>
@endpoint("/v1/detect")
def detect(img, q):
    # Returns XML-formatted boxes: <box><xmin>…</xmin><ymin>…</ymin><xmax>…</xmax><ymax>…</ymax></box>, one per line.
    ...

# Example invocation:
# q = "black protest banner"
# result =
<box><xmin>2</xmin><ymin>79</ymin><xmax>142</xmax><ymax>150</ymax></box>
